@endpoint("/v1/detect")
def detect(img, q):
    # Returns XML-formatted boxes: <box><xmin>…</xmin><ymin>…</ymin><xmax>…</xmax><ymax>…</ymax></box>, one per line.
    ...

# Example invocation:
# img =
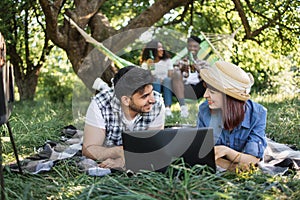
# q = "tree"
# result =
<box><xmin>1</xmin><ymin>0</ymin><xmax>299</xmax><ymax>99</ymax></box>
<box><xmin>158</xmin><ymin>0</ymin><xmax>300</xmax><ymax>91</ymax></box>
<box><xmin>0</xmin><ymin>0</ymin><xmax>53</xmax><ymax>100</ymax></box>
<box><xmin>38</xmin><ymin>0</ymin><xmax>193</xmax><ymax>90</ymax></box>
<box><xmin>39</xmin><ymin>0</ymin><xmax>299</xmax><ymax>91</ymax></box>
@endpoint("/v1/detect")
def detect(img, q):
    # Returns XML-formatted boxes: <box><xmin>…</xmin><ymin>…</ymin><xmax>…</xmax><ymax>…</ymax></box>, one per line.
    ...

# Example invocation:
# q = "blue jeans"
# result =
<box><xmin>153</xmin><ymin>77</ymin><xmax>173</xmax><ymax>107</ymax></box>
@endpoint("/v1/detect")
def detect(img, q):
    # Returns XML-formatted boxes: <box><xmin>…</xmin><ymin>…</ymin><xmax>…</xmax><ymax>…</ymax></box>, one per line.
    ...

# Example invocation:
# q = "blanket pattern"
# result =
<box><xmin>7</xmin><ymin>126</ymin><xmax>300</xmax><ymax>177</ymax></box>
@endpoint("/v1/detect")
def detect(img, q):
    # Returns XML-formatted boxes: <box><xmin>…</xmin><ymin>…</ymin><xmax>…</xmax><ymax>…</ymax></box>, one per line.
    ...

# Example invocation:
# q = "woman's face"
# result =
<box><xmin>157</xmin><ymin>42</ymin><xmax>164</xmax><ymax>58</ymax></box>
<box><xmin>203</xmin><ymin>87</ymin><xmax>224</xmax><ymax>109</ymax></box>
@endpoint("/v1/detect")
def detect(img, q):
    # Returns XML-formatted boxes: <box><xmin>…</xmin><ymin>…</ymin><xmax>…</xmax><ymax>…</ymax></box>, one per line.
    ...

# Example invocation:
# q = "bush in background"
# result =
<box><xmin>36</xmin><ymin>47</ymin><xmax>75</xmax><ymax>103</ymax></box>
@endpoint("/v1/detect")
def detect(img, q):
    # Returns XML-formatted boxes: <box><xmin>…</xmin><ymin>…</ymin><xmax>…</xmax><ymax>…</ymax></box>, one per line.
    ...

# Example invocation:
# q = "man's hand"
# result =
<box><xmin>146</xmin><ymin>58</ymin><xmax>154</xmax><ymax>70</ymax></box>
<box><xmin>99</xmin><ymin>157</ymin><xmax>125</xmax><ymax>170</ymax></box>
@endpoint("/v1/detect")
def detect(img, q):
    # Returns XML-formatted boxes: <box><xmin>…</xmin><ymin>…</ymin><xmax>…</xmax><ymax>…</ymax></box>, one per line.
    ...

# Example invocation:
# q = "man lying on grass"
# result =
<box><xmin>197</xmin><ymin>61</ymin><xmax>268</xmax><ymax>171</ymax></box>
<box><xmin>82</xmin><ymin>66</ymin><xmax>165</xmax><ymax>170</ymax></box>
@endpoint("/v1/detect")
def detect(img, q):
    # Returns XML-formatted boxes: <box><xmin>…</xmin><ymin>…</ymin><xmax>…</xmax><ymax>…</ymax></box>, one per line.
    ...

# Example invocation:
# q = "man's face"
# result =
<box><xmin>187</xmin><ymin>40</ymin><xmax>200</xmax><ymax>56</ymax></box>
<box><xmin>128</xmin><ymin>84</ymin><xmax>156</xmax><ymax>113</ymax></box>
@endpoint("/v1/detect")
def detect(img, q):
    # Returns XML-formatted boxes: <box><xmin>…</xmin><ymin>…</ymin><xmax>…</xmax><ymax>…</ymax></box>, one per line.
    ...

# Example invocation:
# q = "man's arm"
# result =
<box><xmin>82</xmin><ymin>124</ymin><xmax>123</xmax><ymax>161</ymax></box>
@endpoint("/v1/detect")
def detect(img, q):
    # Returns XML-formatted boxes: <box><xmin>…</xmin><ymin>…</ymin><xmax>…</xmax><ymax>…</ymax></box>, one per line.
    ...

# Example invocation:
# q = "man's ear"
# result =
<box><xmin>121</xmin><ymin>96</ymin><xmax>130</xmax><ymax>106</ymax></box>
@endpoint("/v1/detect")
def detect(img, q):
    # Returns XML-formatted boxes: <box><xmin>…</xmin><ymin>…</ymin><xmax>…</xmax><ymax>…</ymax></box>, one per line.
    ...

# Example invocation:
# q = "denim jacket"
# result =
<box><xmin>197</xmin><ymin>100</ymin><xmax>267</xmax><ymax>158</ymax></box>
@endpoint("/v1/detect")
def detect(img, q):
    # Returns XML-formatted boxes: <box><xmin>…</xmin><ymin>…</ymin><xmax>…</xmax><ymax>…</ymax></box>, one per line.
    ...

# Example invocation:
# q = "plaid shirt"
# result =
<box><xmin>93</xmin><ymin>89</ymin><xmax>163</xmax><ymax>146</ymax></box>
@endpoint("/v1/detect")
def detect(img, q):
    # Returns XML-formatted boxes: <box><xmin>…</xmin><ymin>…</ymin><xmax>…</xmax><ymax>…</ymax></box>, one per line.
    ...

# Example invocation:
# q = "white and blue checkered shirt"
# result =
<box><xmin>93</xmin><ymin>89</ymin><xmax>164</xmax><ymax>146</ymax></box>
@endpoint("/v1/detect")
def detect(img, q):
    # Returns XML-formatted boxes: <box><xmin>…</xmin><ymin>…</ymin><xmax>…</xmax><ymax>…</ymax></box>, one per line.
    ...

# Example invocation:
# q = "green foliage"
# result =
<box><xmin>0</xmin><ymin>0</ymin><xmax>50</xmax><ymax>100</ymax></box>
<box><xmin>255</xmin><ymin>94</ymin><xmax>300</xmax><ymax>147</ymax></box>
<box><xmin>102</xmin><ymin>0</ymin><xmax>152</xmax><ymax>29</ymax></box>
<box><xmin>233</xmin><ymin>40</ymin><xmax>298</xmax><ymax>94</ymax></box>
<box><xmin>154</xmin><ymin>0</ymin><xmax>300</xmax><ymax>94</ymax></box>
<box><xmin>0</xmin><ymin>0</ymin><xmax>45</xmax><ymax>64</ymax></box>
<box><xmin>36</xmin><ymin>47</ymin><xmax>75</xmax><ymax>103</ymax></box>
<box><xmin>39</xmin><ymin>74</ymin><xmax>73</xmax><ymax>103</ymax></box>
<box><xmin>1</xmin><ymin>0</ymin><xmax>299</xmax><ymax>99</ymax></box>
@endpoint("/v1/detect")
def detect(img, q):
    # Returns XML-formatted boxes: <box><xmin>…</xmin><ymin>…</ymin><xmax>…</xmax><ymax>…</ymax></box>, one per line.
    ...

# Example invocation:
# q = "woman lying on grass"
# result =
<box><xmin>197</xmin><ymin>61</ymin><xmax>267</xmax><ymax>171</ymax></box>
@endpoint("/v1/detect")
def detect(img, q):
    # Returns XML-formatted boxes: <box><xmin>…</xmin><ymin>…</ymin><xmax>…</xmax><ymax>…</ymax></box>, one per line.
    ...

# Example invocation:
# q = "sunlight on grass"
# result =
<box><xmin>253</xmin><ymin>93</ymin><xmax>299</xmax><ymax>146</ymax></box>
<box><xmin>252</xmin><ymin>92</ymin><xmax>299</xmax><ymax>103</ymax></box>
<box><xmin>1</xmin><ymin>93</ymin><xmax>299</xmax><ymax>199</ymax></box>
<box><xmin>166</xmin><ymin>98</ymin><xmax>204</xmax><ymax>127</ymax></box>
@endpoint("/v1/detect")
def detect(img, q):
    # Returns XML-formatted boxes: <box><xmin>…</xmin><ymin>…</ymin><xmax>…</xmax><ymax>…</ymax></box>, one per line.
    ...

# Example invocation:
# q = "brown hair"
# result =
<box><xmin>140</xmin><ymin>40</ymin><xmax>170</xmax><ymax>64</ymax></box>
<box><xmin>204</xmin><ymin>82</ymin><xmax>246</xmax><ymax>130</ymax></box>
<box><xmin>222</xmin><ymin>95</ymin><xmax>246</xmax><ymax>130</ymax></box>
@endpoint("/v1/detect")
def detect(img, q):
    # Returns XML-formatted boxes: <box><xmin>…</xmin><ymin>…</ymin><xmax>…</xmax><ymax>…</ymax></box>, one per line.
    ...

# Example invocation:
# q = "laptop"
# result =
<box><xmin>122</xmin><ymin>127</ymin><xmax>216</xmax><ymax>173</ymax></box>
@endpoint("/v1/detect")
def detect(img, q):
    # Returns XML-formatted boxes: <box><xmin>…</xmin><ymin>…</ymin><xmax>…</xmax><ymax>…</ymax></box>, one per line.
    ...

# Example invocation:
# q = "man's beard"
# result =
<box><xmin>129</xmin><ymin>101</ymin><xmax>153</xmax><ymax>113</ymax></box>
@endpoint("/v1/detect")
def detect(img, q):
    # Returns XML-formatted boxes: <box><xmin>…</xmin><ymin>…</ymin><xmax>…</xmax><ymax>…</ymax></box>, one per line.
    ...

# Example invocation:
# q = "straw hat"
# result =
<box><xmin>200</xmin><ymin>61</ymin><xmax>254</xmax><ymax>101</ymax></box>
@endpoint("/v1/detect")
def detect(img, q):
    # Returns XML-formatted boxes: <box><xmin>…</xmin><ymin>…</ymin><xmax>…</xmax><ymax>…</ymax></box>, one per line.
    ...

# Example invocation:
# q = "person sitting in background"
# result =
<box><xmin>140</xmin><ymin>40</ymin><xmax>174</xmax><ymax>117</ymax></box>
<box><xmin>82</xmin><ymin>66</ymin><xmax>165</xmax><ymax>170</ymax></box>
<box><xmin>197</xmin><ymin>61</ymin><xmax>267</xmax><ymax>171</ymax></box>
<box><xmin>172</xmin><ymin>35</ymin><xmax>209</xmax><ymax>118</ymax></box>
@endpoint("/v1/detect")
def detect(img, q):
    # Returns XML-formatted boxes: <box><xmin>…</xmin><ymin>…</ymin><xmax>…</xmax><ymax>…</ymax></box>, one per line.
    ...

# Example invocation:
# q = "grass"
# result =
<box><xmin>1</xmin><ymin>93</ymin><xmax>299</xmax><ymax>199</ymax></box>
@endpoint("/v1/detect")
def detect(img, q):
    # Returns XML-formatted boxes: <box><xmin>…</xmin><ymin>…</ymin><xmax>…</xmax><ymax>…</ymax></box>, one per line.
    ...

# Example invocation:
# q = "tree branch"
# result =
<box><xmin>244</xmin><ymin>0</ymin><xmax>291</xmax><ymax>38</ymax></box>
<box><xmin>124</xmin><ymin>0</ymin><xmax>190</xmax><ymax>30</ymax></box>
<box><xmin>231</xmin><ymin>0</ymin><xmax>252</xmax><ymax>39</ymax></box>
<box><xmin>160</xmin><ymin>2</ymin><xmax>190</xmax><ymax>27</ymax></box>
<box><xmin>39</xmin><ymin>0</ymin><xmax>67</xmax><ymax>47</ymax></box>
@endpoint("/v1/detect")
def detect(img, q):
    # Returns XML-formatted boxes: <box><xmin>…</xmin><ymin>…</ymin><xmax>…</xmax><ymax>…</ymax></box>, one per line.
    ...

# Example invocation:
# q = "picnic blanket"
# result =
<box><xmin>7</xmin><ymin>125</ymin><xmax>300</xmax><ymax>177</ymax></box>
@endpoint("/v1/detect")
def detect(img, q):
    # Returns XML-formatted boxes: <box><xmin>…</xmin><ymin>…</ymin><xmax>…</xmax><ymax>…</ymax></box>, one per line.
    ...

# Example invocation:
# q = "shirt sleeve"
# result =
<box><xmin>85</xmin><ymin>99</ymin><xmax>106</xmax><ymax>129</ymax></box>
<box><xmin>243</xmin><ymin>105</ymin><xmax>267</xmax><ymax>158</ymax></box>
<box><xmin>166</xmin><ymin>59</ymin><xmax>174</xmax><ymax>70</ymax></box>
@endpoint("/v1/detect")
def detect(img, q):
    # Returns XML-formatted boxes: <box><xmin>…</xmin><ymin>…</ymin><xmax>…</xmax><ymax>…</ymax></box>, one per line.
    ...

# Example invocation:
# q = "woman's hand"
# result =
<box><xmin>214</xmin><ymin>145</ymin><xmax>233</xmax><ymax>160</ymax></box>
<box><xmin>215</xmin><ymin>145</ymin><xmax>260</xmax><ymax>171</ymax></box>
<box><xmin>146</xmin><ymin>58</ymin><xmax>154</xmax><ymax>70</ymax></box>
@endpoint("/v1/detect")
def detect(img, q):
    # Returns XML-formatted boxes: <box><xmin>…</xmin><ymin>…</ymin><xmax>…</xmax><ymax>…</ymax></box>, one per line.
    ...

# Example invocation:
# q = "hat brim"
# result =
<box><xmin>200</xmin><ymin>64</ymin><xmax>251</xmax><ymax>101</ymax></box>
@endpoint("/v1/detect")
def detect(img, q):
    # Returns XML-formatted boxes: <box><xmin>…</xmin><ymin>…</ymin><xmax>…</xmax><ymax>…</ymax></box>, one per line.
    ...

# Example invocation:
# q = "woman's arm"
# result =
<box><xmin>215</xmin><ymin>145</ymin><xmax>260</xmax><ymax>171</ymax></box>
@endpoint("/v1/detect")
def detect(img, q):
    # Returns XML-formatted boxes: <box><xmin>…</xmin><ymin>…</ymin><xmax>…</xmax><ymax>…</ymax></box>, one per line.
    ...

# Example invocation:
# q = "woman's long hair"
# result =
<box><xmin>222</xmin><ymin>95</ymin><xmax>246</xmax><ymax>130</ymax></box>
<box><xmin>140</xmin><ymin>40</ymin><xmax>170</xmax><ymax>64</ymax></box>
<box><xmin>204</xmin><ymin>82</ymin><xmax>246</xmax><ymax>130</ymax></box>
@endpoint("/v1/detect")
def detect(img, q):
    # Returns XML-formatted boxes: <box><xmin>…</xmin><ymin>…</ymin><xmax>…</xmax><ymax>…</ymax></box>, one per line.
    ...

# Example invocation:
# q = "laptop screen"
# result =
<box><xmin>122</xmin><ymin>127</ymin><xmax>215</xmax><ymax>173</ymax></box>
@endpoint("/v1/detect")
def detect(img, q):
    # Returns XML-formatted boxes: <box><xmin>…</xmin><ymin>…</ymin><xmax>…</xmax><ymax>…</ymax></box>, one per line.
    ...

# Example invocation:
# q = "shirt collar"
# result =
<box><xmin>205</xmin><ymin>100</ymin><xmax>251</xmax><ymax>130</ymax></box>
<box><xmin>111</xmin><ymin>95</ymin><xmax>121</xmax><ymax>112</ymax></box>
<box><xmin>240</xmin><ymin>101</ymin><xmax>251</xmax><ymax>129</ymax></box>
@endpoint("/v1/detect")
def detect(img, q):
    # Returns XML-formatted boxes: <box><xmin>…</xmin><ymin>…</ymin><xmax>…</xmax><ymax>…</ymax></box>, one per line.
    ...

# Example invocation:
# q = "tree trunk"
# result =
<box><xmin>15</xmin><ymin>70</ymin><xmax>39</xmax><ymax>101</ymax></box>
<box><xmin>39</xmin><ymin>0</ymin><xmax>191</xmax><ymax>90</ymax></box>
